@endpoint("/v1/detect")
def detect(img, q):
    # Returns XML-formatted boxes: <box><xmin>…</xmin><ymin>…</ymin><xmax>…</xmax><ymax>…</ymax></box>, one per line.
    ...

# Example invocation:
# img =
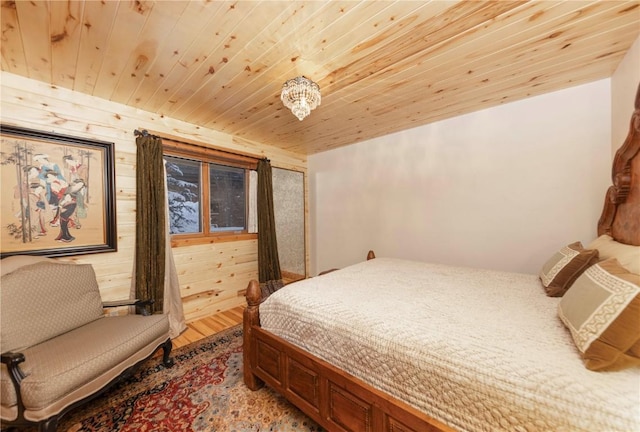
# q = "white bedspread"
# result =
<box><xmin>260</xmin><ymin>258</ymin><xmax>640</xmax><ymax>432</ymax></box>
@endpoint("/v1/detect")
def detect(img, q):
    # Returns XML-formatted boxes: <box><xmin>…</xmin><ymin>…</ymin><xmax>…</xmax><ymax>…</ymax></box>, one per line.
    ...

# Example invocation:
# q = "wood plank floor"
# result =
<box><xmin>172</xmin><ymin>305</ymin><xmax>244</xmax><ymax>349</ymax></box>
<box><xmin>171</xmin><ymin>276</ymin><xmax>303</xmax><ymax>349</ymax></box>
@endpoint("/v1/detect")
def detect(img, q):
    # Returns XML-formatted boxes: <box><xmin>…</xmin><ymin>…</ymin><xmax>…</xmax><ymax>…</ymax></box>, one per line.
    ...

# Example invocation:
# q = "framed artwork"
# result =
<box><xmin>0</xmin><ymin>125</ymin><xmax>117</xmax><ymax>258</ymax></box>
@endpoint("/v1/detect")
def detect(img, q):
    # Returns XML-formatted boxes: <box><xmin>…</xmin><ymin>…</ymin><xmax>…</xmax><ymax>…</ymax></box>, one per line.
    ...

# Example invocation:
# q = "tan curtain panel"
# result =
<box><xmin>257</xmin><ymin>159</ymin><xmax>283</xmax><ymax>299</ymax></box>
<box><xmin>161</xmin><ymin>160</ymin><xmax>186</xmax><ymax>338</ymax></box>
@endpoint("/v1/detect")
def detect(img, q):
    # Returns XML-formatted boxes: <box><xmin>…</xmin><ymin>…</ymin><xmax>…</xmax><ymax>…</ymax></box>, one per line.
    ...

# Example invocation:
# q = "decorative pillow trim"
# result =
<box><xmin>540</xmin><ymin>245</ymin><xmax>580</xmax><ymax>287</ymax></box>
<box><xmin>564</xmin><ymin>264</ymin><xmax>639</xmax><ymax>352</ymax></box>
<box><xmin>539</xmin><ymin>242</ymin><xmax>599</xmax><ymax>297</ymax></box>
<box><xmin>558</xmin><ymin>258</ymin><xmax>640</xmax><ymax>371</ymax></box>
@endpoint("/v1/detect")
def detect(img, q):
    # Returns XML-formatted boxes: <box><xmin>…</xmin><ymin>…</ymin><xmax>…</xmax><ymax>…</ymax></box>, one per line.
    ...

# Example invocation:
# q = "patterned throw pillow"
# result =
<box><xmin>539</xmin><ymin>242</ymin><xmax>599</xmax><ymax>297</ymax></box>
<box><xmin>558</xmin><ymin>258</ymin><xmax>640</xmax><ymax>371</ymax></box>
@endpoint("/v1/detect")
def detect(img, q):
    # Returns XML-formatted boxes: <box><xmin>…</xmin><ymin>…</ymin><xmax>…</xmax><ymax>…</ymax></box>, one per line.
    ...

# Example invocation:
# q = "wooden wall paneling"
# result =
<box><xmin>0</xmin><ymin>73</ymin><xmax>307</xmax><ymax>188</ymax></box>
<box><xmin>332</xmin><ymin>2</ymin><xmax>570</xmax><ymax>105</ymax></box>
<box><xmin>317</xmin><ymin>2</ymin><xmax>612</xmax><ymax>114</ymax></box>
<box><xmin>197</xmin><ymin>0</ymin><xmax>393</xmax><ymax>130</ymax></box>
<box><xmin>225</xmin><ymin>0</ymin><xmax>454</xmax><ymax>139</ymax></box>
<box><xmin>1</xmin><ymin>72</ymin><xmax>307</xmax><ymax>324</ymax></box>
<box><xmin>112</xmin><ymin>222</ymin><xmax>134</xmax><ymax>244</ymax></box>
<box><xmin>167</xmin><ymin>1</ymin><xmax>302</xmax><ymax>122</ymax></box>
<box><xmin>310</xmin><ymin>0</ymin><xmax>451</xmax><ymax>68</ymax></box>
<box><xmin>272</xmin><ymin>2</ymin><xmax>639</xmax><ymax>155</ymax></box>
<box><xmin>113</xmin><ymin>198</ymin><xmax>135</xmax><ymax>219</ymax></box>
<box><xmin>295</xmin><ymin>18</ymin><xmax>633</xmax><ymax>153</ymax></box>
<box><xmin>183</xmin><ymin>276</ymin><xmax>257</xmax><ymax>312</ymax></box>
<box><xmin>91</xmin><ymin>1</ymin><xmax>150</xmax><ymax>100</ymax></box>
<box><xmin>321</xmin><ymin>1</ymin><xmax>523</xmax><ymax>93</ymax></box>
<box><xmin>72</xmin><ymin>0</ymin><xmax>119</xmax><ymax>94</ymax></box>
<box><xmin>174</xmin><ymin>244</ymin><xmax>257</xmax><ymax>282</ymax></box>
<box><xmin>180</xmin><ymin>274</ymin><xmax>258</xmax><ymax>305</ymax></box>
<box><xmin>138</xmin><ymin>1</ymin><xmax>246</xmax><ymax>113</ymax></box>
<box><xmin>110</xmin><ymin>1</ymin><xmax>190</xmax><ymax>104</ymax></box>
<box><xmin>0</xmin><ymin>87</ymin><xmax>134</xmax><ymax>141</ymax></box>
<box><xmin>151</xmin><ymin>1</ymin><xmax>263</xmax><ymax>116</ymax></box>
<box><xmin>182</xmin><ymin>1</ymin><xmax>331</xmax><ymax>126</ymax></box>
<box><xmin>177</xmin><ymin>259</ymin><xmax>257</xmax><ymax>287</ymax></box>
<box><xmin>175</xmin><ymin>238</ymin><xmax>258</xmax><ymax>256</ymax></box>
<box><xmin>14</xmin><ymin>1</ymin><xmax>51</xmax><ymax>82</ymax></box>
<box><xmin>181</xmin><ymin>279</ymin><xmax>253</xmax><ymax>302</ymax></box>
<box><xmin>0</xmin><ymin>1</ymin><xmax>28</xmax><ymax>75</ymax></box>
<box><xmin>1</xmin><ymin>73</ymin><xmax>308</xmax><ymax>170</ymax></box>
<box><xmin>128</xmin><ymin>1</ymin><xmax>226</xmax><ymax>110</ymax></box>
<box><xmin>49</xmin><ymin>1</ymin><xmax>85</xmax><ymax>90</ymax></box>
<box><xmin>362</xmin><ymin>2</ymin><xmax>632</xmax><ymax>106</ymax></box>
<box><xmin>374</xmin><ymin>2</ymin><xmax>634</xmax><ymax>105</ymax></box>
<box><xmin>2</xmin><ymin>1</ymin><xmax>637</xmax><ymax>155</ymax></box>
<box><xmin>418</xmin><ymin>1</ymin><xmax>597</xmax><ymax>71</ymax></box>
<box><xmin>61</xmin><ymin>249</ymin><xmax>136</xmax><ymax>302</ymax></box>
<box><xmin>368</xmin><ymin>45</ymin><xmax>624</xmax><ymax>127</ymax></box>
<box><xmin>113</xmin><ymin>160</ymin><xmax>136</xmax><ymax>182</ymax></box>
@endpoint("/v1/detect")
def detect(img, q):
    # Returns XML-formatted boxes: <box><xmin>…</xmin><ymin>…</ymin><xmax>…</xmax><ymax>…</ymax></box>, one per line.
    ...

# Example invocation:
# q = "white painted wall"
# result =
<box><xmin>612</xmin><ymin>36</ymin><xmax>640</xmax><ymax>156</ymax></box>
<box><xmin>309</xmin><ymin>80</ymin><xmax>612</xmax><ymax>275</ymax></box>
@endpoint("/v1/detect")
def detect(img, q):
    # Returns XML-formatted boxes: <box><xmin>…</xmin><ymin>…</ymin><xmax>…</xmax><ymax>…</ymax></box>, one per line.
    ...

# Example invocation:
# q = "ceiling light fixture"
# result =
<box><xmin>280</xmin><ymin>76</ymin><xmax>321</xmax><ymax>121</ymax></box>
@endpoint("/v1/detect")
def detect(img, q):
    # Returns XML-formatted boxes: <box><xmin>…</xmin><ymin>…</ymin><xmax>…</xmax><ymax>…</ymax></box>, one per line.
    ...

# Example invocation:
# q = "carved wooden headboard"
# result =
<box><xmin>598</xmin><ymin>83</ymin><xmax>640</xmax><ymax>247</ymax></box>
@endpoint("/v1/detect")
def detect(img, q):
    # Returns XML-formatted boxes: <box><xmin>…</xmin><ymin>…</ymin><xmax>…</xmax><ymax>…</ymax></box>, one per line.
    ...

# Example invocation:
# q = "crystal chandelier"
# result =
<box><xmin>280</xmin><ymin>76</ymin><xmax>321</xmax><ymax>121</ymax></box>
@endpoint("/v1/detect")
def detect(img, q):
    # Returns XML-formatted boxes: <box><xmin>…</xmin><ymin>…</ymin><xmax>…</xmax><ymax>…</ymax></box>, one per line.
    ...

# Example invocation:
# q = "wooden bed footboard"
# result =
<box><xmin>243</xmin><ymin>251</ymin><xmax>454</xmax><ymax>432</ymax></box>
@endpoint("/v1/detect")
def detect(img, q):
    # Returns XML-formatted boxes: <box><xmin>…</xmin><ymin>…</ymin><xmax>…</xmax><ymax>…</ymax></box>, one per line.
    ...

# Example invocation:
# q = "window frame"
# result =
<box><xmin>162</xmin><ymin>138</ymin><xmax>258</xmax><ymax>248</ymax></box>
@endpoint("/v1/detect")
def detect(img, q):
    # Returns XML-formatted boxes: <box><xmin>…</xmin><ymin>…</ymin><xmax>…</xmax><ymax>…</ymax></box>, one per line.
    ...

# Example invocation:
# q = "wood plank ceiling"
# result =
<box><xmin>1</xmin><ymin>1</ymin><xmax>639</xmax><ymax>155</ymax></box>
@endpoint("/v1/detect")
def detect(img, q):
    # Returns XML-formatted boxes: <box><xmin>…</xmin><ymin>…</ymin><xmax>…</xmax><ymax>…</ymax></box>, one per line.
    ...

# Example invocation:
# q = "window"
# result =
<box><xmin>165</xmin><ymin>156</ymin><xmax>202</xmax><ymax>234</ymax></box>
<box><xmin>162</xmin><ymin>138</ymin><xmax>257</xmax><ymax>246</ymax></box>
<box><xmin>208</xmin><ymin>163</ymin><xmax>245</xmax><ymax>232</ymax></box>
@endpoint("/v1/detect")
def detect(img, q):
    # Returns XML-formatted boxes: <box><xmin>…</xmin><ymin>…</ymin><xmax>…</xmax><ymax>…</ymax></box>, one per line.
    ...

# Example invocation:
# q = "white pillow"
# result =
<box><xmin>587</xmin><ymin>235</ymin><xmax>640</xmax><ymax>274</ymax></box>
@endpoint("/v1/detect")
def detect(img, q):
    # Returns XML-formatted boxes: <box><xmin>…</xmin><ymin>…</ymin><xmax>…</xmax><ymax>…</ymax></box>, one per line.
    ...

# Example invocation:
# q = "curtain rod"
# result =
<box><xmin>134</xmin><ymin>129</ymin><xmax>270</xmax><ymax>164</ymax></box>
<box><xmin>149</xmin><ymin>129</ymin><xmax>263</xmax><ymax>161</ymax></box>
<box><xmin>133</xmin><ymin>129</ymin><xmax>151</xmax><ymax>137</ymax></box>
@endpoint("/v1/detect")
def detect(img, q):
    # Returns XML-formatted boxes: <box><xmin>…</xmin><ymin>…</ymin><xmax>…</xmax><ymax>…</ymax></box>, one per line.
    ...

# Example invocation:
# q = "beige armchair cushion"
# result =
<box><xmin>0</xmin><ymin>255</ymin><xmax>52</xmax><ymax>277</ymax></box>
<box><xmin>1</xmin><ymin>261</ymin><xmax>103</xmax><ymax>353</ymax></box>
<box><xmin>1</xmin><ymin>256</ymin><xmax>173</xmax><ymax>426</ymax></box>
<box><xmin>1</xmin><ymin>314</ymin><xmax>169</xmax><ymax>415</ymax></box>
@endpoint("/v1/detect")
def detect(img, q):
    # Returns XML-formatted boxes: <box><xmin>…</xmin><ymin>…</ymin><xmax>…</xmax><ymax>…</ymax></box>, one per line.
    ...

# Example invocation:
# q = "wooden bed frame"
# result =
<box><xmin>243</xmin><ymin>83</ymin><xmax>640</xmax><ymax>432</ymax></box>
<box><xmin>598</xmin><ymin>84</ymin><xmax>640</xmax><ymax>245</ymax></box>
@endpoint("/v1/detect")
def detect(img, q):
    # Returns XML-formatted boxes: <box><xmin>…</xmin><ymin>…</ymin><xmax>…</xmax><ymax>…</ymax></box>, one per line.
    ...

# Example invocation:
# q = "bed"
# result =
<box><xmin>243</xmin><ymin>84</ymin><xmax>640</xmax><ymax>432</ymax></box>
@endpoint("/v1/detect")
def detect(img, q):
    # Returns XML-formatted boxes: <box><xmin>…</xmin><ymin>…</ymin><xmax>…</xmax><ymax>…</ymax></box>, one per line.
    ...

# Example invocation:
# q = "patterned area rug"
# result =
<box><xmin>39</xmin><ymin>325</ymin><xmax>324</xmax><ymax>431</ymax></box>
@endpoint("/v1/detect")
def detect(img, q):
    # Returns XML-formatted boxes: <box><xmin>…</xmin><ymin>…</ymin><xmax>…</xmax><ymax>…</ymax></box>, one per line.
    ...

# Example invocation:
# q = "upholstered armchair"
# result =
<box><xmin>0</xmin><ymin>256</ymin><xmax>173</xmax><ymax>432</ymax></box>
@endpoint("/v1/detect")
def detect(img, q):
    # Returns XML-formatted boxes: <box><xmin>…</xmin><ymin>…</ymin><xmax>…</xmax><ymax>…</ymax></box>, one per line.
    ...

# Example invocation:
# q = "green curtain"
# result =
<box><xmin>257</xmin><ymin>159</ymin><xmax>283</xmax><ymax>299</ymax></box>
<box><xmin>135</xmin><ymin>133</ymin><xmax>166</xmax><ymax>313</ymax></box>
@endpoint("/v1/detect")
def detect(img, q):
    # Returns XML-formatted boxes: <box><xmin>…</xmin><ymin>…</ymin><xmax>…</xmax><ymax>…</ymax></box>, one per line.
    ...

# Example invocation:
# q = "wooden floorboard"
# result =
<box><xmin>172</xmin><ymin>305</ymin><xmax>245</xmax><ymax>349</ymax></box>
<box><xmin>171</xmin><ymin>277</ymin><xmax>298</xmax><ymax>350</ymax></box>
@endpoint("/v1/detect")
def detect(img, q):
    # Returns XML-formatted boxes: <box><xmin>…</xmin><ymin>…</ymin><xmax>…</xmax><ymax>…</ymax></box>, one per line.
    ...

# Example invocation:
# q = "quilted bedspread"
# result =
<box><xmin>260</xmin><ymin>258</ymin><xmax>640</xmax><ymax>432</ymax></box>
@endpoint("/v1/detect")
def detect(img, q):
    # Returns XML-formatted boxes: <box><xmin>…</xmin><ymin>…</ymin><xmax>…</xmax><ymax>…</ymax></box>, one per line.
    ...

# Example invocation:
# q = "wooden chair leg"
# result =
<box><xmin>162</xmin><ymin>339</ymin><xmax>174</xmax><ymax>367</ymax></box>
<box><xmin>39</xmin><ymin>417</ymin><xmax>58</xmax><ymax>432</ymax></box>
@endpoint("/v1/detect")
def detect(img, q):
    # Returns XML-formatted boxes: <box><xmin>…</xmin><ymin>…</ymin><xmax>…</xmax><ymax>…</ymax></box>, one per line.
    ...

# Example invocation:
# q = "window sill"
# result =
<box><xmin>171</xmin><ymin>233</ymin><xmax>257</xmax><ymax>248</ymax></box>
